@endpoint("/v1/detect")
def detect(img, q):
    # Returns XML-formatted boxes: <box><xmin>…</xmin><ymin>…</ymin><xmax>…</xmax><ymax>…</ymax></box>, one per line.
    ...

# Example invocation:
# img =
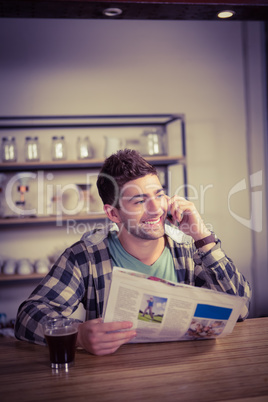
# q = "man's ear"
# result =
<box><xmin>103</xmin><ymin>204</ymin><xmax>121</xmax><ymax>223</ymax></box>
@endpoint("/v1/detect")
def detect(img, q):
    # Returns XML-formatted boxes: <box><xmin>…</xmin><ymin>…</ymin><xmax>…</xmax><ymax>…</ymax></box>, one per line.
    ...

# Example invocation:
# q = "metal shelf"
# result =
<box><xmin>0</xmin><ymin>273</ymin><xmax>45</xmax><ymax>282</ymax></box>
<box><xmin>0</xmin><ymin>155</ymin><xmax>185</xmax><ymax>172</ymax></box>
<box><xmin>0</xmin><ymin>114</ymin><xmax>184</xmax><ymax>129</ymax></box>
<box><xmin>0</xmin><ymin>213</ymin><xmax>107</xmax><ymax>226</ymax></box>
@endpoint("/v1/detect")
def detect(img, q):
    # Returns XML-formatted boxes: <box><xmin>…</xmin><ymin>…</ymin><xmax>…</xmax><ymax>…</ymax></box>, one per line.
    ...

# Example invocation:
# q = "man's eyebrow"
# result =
<box><xmin>126</xmin><ymin>188</ymin><xmax>165</xmax><ymax>202</ymax></box>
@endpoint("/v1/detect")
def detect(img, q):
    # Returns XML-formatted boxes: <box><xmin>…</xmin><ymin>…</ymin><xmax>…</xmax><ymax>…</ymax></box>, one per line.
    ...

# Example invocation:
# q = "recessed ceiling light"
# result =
<box><xmin>217</xmin><ymin>10</ymin><xmax>235</xmax><ymax>19</ymax></box>
<box><xmin>103</xmin><ymin>8</ymin><xmax>123</xmax><ymax>17</ymax></box>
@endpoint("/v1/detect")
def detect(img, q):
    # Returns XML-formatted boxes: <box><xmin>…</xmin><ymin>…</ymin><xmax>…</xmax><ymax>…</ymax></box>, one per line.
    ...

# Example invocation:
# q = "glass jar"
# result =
<box><xmin>140</xmin><ymin>128</ymin><xmax>167</xmax><ymax>156</ymax></box>
<box><xmin>77</xmin><ymin>136</ymin><xmax>93</xmax><ymax>160</ymax></box>
<box><xmin>51</xmin><ymin>136</ymin><xmax>67</xmax><ymax>160</ymax></box>
<box><xmin>1</xmin><ymin>137</ymin><xmax>17</xmax><ymax>162</ymax></box>
<box><xmin>25</xmin><ymin>136</ymin><xmax>40</xmax><ymax>161</ymax></box>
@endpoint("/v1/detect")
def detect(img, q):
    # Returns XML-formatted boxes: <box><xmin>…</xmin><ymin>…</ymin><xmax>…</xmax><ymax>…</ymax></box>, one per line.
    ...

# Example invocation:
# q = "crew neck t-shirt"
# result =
<box><xmin>108</xmin><ymin>231</ymin><xmax>178</xmax><ymax>283</ymax></box>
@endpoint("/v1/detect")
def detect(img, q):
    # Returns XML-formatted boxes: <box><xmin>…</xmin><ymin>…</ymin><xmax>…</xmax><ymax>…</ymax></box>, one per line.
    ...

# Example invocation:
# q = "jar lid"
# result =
<box><xmin>2</xmin><ymin>136</ymin><xmax>16</xmax><ymax>141</ymax></box>
<box><xmin>142</xmin><ymin>127</ymin><xmax>164</xmax><ymax>135</ymax></box>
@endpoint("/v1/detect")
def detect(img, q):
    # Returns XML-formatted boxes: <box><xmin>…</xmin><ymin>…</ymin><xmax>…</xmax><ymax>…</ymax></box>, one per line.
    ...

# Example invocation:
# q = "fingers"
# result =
<box><xmin>165</xmin><ymin>195</ymin><xmax>209</xmax><ymax>238</ymax></box>
<box><xmin>166</xmin><ymin>195</ymin><xmax>188</xmax><ymax>223</ymax></box>
<box><xmin>91</xmin><ymin>330</ymin><xmax>136</xmax><ymax>356</ymax></box>
<box><xmin>77</xmin><ymin>319</ymin><xmax>137</xmax><ymax>356</ymax></box>
<box><xmin>102</xmin><ymin>320</ymin><xmax>134</xmax><ymax>332</ymax></box>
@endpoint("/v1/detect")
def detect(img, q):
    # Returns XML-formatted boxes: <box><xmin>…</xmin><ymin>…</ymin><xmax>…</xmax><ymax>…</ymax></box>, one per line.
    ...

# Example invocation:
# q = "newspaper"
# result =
<box><xmin>104</xmin><ymin>267</ymin><xmax>247</xmax><ymax>343</ymax></box>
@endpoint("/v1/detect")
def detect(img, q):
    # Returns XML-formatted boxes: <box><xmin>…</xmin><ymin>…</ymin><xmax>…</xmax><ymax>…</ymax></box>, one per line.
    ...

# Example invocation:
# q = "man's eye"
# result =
<box><xmin>157</xmin><ymin>193</ymin><xmax>164</xmax><ymax>198</ymax></box>
<box><xmin>135</xmin><ymin>200</ymin><xmax>145</xmax><ymax>205</ymax></box>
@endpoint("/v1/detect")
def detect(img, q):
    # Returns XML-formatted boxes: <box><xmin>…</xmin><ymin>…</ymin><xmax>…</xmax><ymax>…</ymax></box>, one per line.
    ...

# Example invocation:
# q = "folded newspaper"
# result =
<box><xmin>104</xmin><ymin>267</ymin><xmax>247</xmax><ymax>343</ymax></box>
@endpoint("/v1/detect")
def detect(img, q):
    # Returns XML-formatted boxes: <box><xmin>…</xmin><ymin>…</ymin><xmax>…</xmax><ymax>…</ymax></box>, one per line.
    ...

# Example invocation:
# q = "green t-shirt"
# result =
<box><xmin>108</xmin><ymin>231</ymin><xmax>178</xmax><ymax>283</ymax></box>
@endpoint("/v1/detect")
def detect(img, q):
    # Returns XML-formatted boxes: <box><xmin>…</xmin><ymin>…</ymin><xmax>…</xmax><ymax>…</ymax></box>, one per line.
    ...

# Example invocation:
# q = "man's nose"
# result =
<box><xmin>146</xmin><ymin>197</ymin><xmax>163</xmax><ymax>215</ymax></box>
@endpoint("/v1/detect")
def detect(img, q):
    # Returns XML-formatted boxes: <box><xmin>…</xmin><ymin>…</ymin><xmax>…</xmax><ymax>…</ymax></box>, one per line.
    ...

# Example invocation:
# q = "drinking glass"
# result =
<box><xmin>43</xmin><ymin>317</ymin><xmax>80</xmax><ymax>371</ymax></box>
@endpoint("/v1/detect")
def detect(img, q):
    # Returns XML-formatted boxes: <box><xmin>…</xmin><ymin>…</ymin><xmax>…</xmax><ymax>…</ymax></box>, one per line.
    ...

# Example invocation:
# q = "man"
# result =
<box><xmin>15</xmin><ymin>149</ymin><xmax>251</xmax><ymax>355</ymax></box>
<box><xmin>142</xmin><ymin>297</ymin><xmax>155</xmax><ymax>320</ymax></box>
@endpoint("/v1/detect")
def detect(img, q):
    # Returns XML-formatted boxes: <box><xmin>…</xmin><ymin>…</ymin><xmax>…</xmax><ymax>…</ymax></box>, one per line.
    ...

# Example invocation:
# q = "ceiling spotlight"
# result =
<box><xmin>217</xmin><ymin>10</ymin><xmax>235</xmax><ymax>19</ymax></box>
<box><xmin>103</xmin><ymin>8</ymin><xmax>123</xmax><ymax>17</ymax></box>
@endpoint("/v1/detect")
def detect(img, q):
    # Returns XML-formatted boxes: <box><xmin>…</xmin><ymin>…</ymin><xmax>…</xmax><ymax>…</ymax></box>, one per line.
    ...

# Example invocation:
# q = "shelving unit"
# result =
<box><xmin>0</xmin><ymin>213</ymin><xmax>107</xmax><ymax>226</ymax></box>
<box><xmin>0</xmin><ymin>273</ymin><xmax>44</xmax><ymax>282</ymax></box>
<box><xmin>0</xmin><ymin>113</ymin><xmax>187</xmax><ymax>223</ymax></box>
<box><xmin>0</xmin><ymin>155</ymin><xmax>185</xmax><ymax>172</ymax></box>
<box><xmin>0</xmin><ymin>114</ymin><xmax>187</xmax><ymax>281</ymax></box>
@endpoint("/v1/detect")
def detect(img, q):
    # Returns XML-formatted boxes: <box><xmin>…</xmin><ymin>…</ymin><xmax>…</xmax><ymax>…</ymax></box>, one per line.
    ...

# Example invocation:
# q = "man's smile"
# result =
<box><xmin>141</xmin><ymin>216</ymin><xmax>164</xmax><ymax>226</ymax></box>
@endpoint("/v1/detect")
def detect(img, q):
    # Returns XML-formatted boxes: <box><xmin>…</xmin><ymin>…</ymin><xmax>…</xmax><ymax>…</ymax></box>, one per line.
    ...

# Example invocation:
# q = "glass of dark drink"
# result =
<box><xmin>43</xmin><ymin>317</ymin><xmax>80</xmax><ymax>371</ymax></box>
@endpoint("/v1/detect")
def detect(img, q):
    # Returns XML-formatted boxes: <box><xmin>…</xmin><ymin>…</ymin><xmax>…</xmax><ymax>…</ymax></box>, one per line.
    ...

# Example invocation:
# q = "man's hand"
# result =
<box><xmin>166</xmin><ymin>195</ymin><xmax>211</xmax><ymax>241</ymax></box>
<box><xmin>76</xmin><ymin>318</ymin><xmax>136</xmax><ymax>356</ymax></box>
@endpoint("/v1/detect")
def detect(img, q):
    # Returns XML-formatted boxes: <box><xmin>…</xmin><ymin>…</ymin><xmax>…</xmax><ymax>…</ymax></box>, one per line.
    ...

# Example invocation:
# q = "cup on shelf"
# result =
<box><xmin>35</xmin><ymin>258</ymin><xmax>50</xmax><ymax>275</ymax></box>
<box><xmin>2</xmin><ymin>259</ymin><xmax>17</xmax><ymax>275</ymax></box>
<box><xmin>17</xmin><ymin>259</ymin><xmax>34</xmax><ymax>275</ymax></box>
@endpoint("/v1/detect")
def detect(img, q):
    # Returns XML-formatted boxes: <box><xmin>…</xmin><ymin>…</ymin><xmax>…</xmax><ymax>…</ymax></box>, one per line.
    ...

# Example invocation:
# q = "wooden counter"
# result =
<box><xmin>0</xmin><ymin>317</ymin><xmax>267</xmax><ymax>402</ymax></box>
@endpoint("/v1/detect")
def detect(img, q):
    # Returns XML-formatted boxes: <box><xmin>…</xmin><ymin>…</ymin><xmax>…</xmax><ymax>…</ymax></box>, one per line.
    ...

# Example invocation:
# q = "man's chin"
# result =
<box><xmin>132</xmin><ymin>225</ymin><xmax>165</xmax><ymax>240</ymax></box>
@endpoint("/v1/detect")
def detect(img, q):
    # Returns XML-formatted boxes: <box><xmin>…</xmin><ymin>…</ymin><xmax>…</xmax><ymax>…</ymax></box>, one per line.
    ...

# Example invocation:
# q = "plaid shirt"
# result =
<box><xmin>15</xmin><ymin>223</ymin><xmax>251</xmax><ymax>345</ymax></box>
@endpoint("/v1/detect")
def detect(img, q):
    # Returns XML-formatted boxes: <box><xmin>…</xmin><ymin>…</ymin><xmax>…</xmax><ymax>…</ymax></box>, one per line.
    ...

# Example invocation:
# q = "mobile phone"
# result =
<box><xmin>167</xmin><ymin>212</ymin><xmax>173</xmax><ymax>222</ymax></box>
<box><xmin>166</xmin><ymin>212</ymin><xmax>179</xmax><ymax>226</ymax></box>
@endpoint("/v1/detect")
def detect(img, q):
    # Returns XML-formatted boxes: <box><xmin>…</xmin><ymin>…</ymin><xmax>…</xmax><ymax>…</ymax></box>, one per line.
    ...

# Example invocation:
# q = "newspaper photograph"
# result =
<box><xmin>104</xmin><ymin>267</ymin><xmax>247</xmax><ymax>343</ymax></box>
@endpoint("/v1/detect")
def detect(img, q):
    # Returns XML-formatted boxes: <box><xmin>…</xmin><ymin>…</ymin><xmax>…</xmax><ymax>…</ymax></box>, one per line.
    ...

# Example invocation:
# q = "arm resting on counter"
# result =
<box><xmin>15</xmin><ymin>247</ymin><xmax>86</xmax><ymax>345</ymax></box>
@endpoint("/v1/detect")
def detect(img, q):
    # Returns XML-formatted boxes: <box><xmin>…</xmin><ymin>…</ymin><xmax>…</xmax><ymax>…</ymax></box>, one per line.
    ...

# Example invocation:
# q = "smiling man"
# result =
<box><xmin>15</xmin><ymin>149</ymin><xmax>251</xmax><ymax>355</ymax></box>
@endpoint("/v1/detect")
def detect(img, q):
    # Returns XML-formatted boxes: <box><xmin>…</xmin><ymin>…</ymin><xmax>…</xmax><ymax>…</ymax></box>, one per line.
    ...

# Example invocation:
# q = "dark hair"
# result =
<box><xmin>97</xmin><ymin>149</ymin><xmax>158</xmax><ymax>206</ymax></box>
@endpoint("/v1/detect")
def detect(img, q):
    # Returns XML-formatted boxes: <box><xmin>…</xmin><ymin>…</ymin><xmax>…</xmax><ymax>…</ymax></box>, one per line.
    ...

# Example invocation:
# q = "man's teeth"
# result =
<box><xmin>144</xmin><ymin>218</ymin><xmax>161</xmax><ymax>225</ymax></box>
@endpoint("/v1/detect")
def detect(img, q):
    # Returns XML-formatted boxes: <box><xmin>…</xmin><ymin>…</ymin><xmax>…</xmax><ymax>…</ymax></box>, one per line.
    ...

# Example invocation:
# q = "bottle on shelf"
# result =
<box><xmin>77</xmin><ymin>136</ymin><xmax>94</xmax><ymax>160</ymax></box>
<box><xmin>25</xmin><ymin>136</ymin><xmax>40</xmax><ymax>161</ymax></box>
<box><xmin>51</xmin><ymin>136</ymin><xmax>67</xmax><ymax>160</ymax></box>
<box><xmin>1</xmin><ymin>137</ymin><xmax>17</xmax><ymax>162</ymax></box>
<box><xmin>15</xmin><ymin>173</ymin><xmax>35</xmax><ymax>218</ymax></box>
<box><xmin>140</xmin><ymin>127</ymin><xmax>167</xmax><ymax>156</ymax></box>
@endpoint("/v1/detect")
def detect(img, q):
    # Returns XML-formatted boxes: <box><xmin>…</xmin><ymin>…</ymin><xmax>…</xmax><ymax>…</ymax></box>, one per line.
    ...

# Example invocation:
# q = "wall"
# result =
<box><xmin>242</xmin><ymin>22</ymin><xmax>268</xmax><ymax>317</ymax></box>
<box><xmin>0</xmin><ymin>18</ymin><xmax>267</xmax><ymax>320</ymax></box>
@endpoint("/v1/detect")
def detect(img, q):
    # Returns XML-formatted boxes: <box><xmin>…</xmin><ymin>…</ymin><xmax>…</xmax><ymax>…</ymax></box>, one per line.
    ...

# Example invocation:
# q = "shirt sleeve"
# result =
<box><xmin>193</xmin><ymin>240</ymin><xmax>252</xmax><ymax>320</ymax></box>
<box><xmin>14</xmin><ymin>246</ymin><xmax>86</xmax><ymax>345</ymax></box>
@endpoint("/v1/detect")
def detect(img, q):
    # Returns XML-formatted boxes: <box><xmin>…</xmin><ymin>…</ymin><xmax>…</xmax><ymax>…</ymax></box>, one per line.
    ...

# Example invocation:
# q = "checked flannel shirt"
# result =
<box><xmin>15</xmin><ymin>223</ymin><xmax>251</xmax><ymax>345</ymax></box>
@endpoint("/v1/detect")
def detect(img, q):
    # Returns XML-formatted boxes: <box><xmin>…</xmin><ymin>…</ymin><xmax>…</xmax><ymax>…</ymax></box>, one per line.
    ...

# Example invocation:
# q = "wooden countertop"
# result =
<box><xmin>0</xmin><ymin>317</ymin><xmax>267</xmax><ymax>402</ymax></box>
